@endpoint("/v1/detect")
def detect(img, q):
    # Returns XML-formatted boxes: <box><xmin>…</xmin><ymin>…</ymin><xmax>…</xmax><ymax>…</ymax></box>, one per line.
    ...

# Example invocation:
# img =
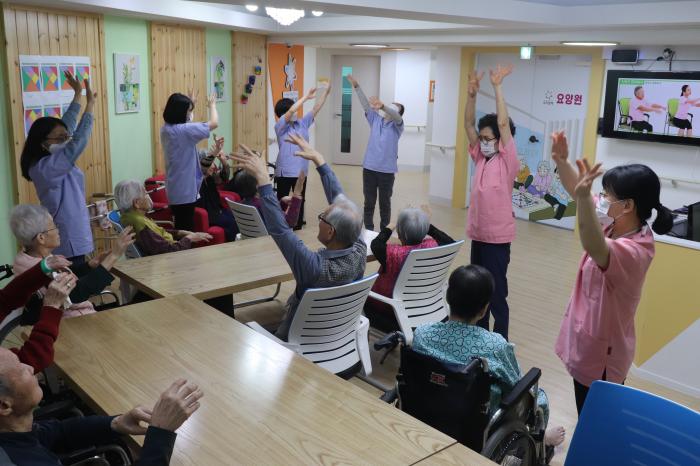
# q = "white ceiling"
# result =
<box><xmin>11</xmin><ymin>0</ymin><xmax>700</xmax><ymax>47</ymax></box>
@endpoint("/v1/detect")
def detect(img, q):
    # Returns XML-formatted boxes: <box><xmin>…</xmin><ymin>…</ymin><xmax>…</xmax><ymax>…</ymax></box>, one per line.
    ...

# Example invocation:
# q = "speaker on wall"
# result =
<box><xmin>612</xmin><ymin>49</ymin><xmax>639</xmax><ymax>64</ymax></box>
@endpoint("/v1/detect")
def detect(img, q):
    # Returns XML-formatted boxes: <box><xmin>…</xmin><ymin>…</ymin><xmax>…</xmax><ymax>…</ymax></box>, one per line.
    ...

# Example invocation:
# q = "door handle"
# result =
<box><xmin>334</xmin><ymin>113</ymin><xmax>342</xmax><ymax>117</ymax></box>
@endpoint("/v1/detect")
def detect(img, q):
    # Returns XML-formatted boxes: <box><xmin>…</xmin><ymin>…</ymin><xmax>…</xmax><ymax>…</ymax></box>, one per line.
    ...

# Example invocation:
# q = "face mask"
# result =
<box><xmin>596</xmin><ymin>196</ymin><xmax>625</xmax><ymax>226</ymax></box>
<box><xmin>186</xmin><ymin>112</ymin><xmax>193</xmax><ymax>122</ymax></box>
<box><xmin>377</xmin><ymin>109</ymin><xmax>387</xmax><ymax>119</ymax></box>
<box><xmin>480</xmin><ymin>140</ymin><xmax>498</xmax><ymax>158</ymax></box>
<box><xmin>45</xmin><ymin>138</ymin><xmax>72</xmax><ymax>154</ymax></box>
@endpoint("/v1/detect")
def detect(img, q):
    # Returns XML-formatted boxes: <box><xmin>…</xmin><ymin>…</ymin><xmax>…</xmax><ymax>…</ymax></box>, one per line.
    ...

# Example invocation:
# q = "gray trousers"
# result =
<box><xmin>363</xmin><ymin>168</ymin><xmax>395</xmax><ymax>231</ymax></box>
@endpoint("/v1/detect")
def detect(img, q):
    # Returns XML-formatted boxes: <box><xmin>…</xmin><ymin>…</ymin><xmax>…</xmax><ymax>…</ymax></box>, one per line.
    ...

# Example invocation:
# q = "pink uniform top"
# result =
<box><xmin>467</xmin><ymin>138</ymin><xmax>519</xmax><ymax>244</ymax></box>
<box><xmin>629</xmin><ymin>96</ymin><xmax>649</xmax><ymax>122</ymax></box>
<box><xmin>555</xmin><ymin>224</ymin><xmax>655</xmax><ymax>386</ymax></box>
<box><xmin>675</xmin><ymin>96</ymin><xmax>690</xmax><ymax>120</ymax></box>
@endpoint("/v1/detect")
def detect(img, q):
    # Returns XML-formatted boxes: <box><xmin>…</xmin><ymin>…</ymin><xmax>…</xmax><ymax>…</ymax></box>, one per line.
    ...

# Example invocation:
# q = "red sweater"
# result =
<box><xmin>1</xmin><ymin>262</ymin><xmax>62</xmax><ymax>373</ymax></box>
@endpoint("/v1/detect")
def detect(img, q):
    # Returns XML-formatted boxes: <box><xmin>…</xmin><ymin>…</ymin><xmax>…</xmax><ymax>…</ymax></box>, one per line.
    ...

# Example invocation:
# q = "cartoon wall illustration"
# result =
<box><xmin>468</xmin><ymin>53</ymin><xmax>592</xmax><ymax>230</ymax></box>
<box><xmin>268</xmin><ymin>43</ymin><xmax>304</xmax><ymax>117</ymax></box>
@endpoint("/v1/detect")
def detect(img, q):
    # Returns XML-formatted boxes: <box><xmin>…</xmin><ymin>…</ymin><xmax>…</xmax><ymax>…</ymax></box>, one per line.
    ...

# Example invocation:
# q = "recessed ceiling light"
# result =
<box><xmin>561</xmin><ymin>41</ymin><xmax>619</xmax><ymax>46</ymax></box>
<box><xmin>245</xmin><ymin>4</ymin><xmax>258</xmax><ymax>12</ymax></box>
<box><xmin>311</xmin><ymin>10</ymin><xmax>324</xmax><ymax>17</ymax></box>
<box><xmin>350</xmin><ymin>44</ymin><xmax>389</xmax><ymax>49</ymax></box>
<box><xmin>386</xmin><ymin>48</ymin><xmax>410</xmax><ymax>51</ymax></box>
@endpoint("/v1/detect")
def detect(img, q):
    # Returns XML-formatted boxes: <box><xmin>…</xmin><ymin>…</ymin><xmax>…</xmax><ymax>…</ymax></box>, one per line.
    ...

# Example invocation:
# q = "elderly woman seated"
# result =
<box><xmin>413</xmin><ymin>265</ymin><xmax>566</xmax><ymax>451</ymax></box>
<box><xmin>364</xmin><ymin>207</ymin><xmax>455</xmax><ymax>332</ymax></box>
<box><xmin>232</xmin><ymin>168</ymin><xmax>303</xmax><ymax>229</ymax></box>
<box><xmin>232</xmin><ymin>136</ymin><xmax>366</xmax><ymax>340</ymax></box>
<box><xmin>9</xmin><ymin>204</ymin><xmax>134</xmax><ymax>317</ymax></box>
<box><xmin>114</xmin><ymin>180</ymin><xmax>212</xmax><ymax>256</ymax></box>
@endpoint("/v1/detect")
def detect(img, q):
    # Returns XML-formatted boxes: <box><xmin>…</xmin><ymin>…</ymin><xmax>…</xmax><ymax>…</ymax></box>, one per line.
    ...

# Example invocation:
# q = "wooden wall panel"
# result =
<box><xmin>232</xmin><ymin>31</ymin><xmax>267</xmax><ymax>156</ymax></box>
<box><xmin>1</xmin><ymin>4</ymin><xmax>111</xmax><ymax>205</ymax></box>
<box><xmin>149</xmin><ymin>23</ymin><xmax>207</xmax><ymax>175</ymax></box>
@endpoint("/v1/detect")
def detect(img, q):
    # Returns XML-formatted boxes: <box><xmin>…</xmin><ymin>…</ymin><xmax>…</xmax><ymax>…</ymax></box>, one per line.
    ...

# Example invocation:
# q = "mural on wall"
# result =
<box><xmin>469</xmin><ymin>53</ymin><xmax>591</xmax><ymax>230</ymax></box>
<box><xmin>114</xmin><ymin>53</ymin><xmax>140</xmax><ymax>114</ymax></box>
<box><xmin>268</xmin><ymin>43</ymin><xmax>304</xmax><ymax>116</ymax></box>
<box><xmin>19</xmin><ymin>55</ymin><xmax>91</xmax><ymax>136</ymax></box>
<box><xmin>210</xmin><ymin>56</ymin><xmax>226</xmax><ymax>102</ymax></box>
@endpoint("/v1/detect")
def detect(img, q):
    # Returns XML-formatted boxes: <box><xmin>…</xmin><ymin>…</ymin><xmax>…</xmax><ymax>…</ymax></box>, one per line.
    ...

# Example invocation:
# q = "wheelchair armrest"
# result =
<box><xmin>373</xmin><ymin>331</ymin><xmax>404</xmax><ymax>351</ymax></box>
<box><xmin>499</xmin><ymin>367</ymin><xmax>541</xmax><ymax>411</ymax></box>
<box><xmin>34</xmin><ymin>399</ymin><xmax>83</xmax><ymax>421</ymax></box>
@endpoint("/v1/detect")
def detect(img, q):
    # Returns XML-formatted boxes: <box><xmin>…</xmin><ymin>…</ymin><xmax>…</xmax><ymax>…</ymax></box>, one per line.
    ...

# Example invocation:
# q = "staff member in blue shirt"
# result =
<box><xmin>274</xmin><ymin>85</ymin><xmax>331</xmax><ymax>229</ymax></box>
<box><xmin>161</xmin><ymin>90</ymin><xmax>219</xmax><ymax>231</ymax></box>
<box><xmin>20</xmin><ymin>71</ymin><xmax>96</xmax><ymax>264</ymax></box>
<box><xmin>346</xmin><ymin>74</ymin><xmax>404</xmax><ymax>231</ymax></box>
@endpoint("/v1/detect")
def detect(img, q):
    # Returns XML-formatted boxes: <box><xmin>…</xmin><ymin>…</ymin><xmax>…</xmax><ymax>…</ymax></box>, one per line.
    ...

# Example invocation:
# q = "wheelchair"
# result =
<box><xmin>376</xmin><ymin>332</ymin><xmax>553</xmax><ymax>465</ymax></box>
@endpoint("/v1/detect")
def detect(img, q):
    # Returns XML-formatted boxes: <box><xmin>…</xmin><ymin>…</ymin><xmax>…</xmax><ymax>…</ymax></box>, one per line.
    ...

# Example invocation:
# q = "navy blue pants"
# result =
<box><xmin>211</xmin><ymin>208</ymin><xmax>237</xmax><ymax>242</ymax></box>
<box><xmin>471</xmin><ymin>240</ymin><xmax>511</xmax><ymax>341</ymax></box>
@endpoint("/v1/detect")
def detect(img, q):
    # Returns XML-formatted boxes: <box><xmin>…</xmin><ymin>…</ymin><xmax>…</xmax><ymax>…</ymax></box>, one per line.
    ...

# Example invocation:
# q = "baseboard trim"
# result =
<box><xmin>428</xmin><ymin>195</ymin><xmax>453</xmax><ymax>206</ymax></box>
<box><xmin>630</xmin><ymin>363</ymin><xmax>700</xmax><ymax>398</ymax></box>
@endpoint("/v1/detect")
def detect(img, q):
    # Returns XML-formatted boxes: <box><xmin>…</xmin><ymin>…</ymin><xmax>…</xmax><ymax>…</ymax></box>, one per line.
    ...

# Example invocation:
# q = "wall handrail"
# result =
<box><xmin>659</xmin><ymin>176</ymin><xmax>700</xmax><ymax>188</ymax></box>
<box><xmin>425</xmin><ymin>142</ymin><xmax>457</xmax><ymax>154</ymax></box>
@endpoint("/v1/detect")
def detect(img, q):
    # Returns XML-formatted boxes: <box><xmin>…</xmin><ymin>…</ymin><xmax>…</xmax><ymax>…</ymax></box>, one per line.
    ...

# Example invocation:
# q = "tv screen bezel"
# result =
<box><xmin>602</xmin><ymin>70</ymin><xmax>700</xmax><ymax>147</ymax></box>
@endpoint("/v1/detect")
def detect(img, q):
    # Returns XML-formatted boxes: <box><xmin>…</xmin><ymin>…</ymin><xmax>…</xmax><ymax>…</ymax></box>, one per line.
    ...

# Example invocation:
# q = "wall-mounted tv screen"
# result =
<box><xmin>602</xmin><ymin>70</ymin><xmax>700</xmax><ymax>147</ymax></box>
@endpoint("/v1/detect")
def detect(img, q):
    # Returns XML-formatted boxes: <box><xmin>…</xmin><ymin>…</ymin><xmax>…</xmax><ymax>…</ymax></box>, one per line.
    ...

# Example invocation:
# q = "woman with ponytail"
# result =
<box><xmin>549</xmin><ymin>131</ymin><xmax>672</xmax><ymax>415</ymax></box>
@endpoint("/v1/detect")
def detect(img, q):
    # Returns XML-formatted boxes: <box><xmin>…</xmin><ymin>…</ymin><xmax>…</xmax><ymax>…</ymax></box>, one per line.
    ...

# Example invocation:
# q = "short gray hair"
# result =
<box><xmin>326</xmin><ymin>194</ymin><xmax>363</xmax><ymax>247</ymax></box>
<box><xmin>10</xmin><ymin>204</ymin><xmax>51</xmax><ymax>248</ymax></box>
<box><xmin>396</xmin><ymin>208</ymin><xmax>430</xmax><ymax>245</ymax></box>
<box><xmin>114</xmin><ymin>180</ymin><xmax>144</xmax><ymax>212</ymax></box>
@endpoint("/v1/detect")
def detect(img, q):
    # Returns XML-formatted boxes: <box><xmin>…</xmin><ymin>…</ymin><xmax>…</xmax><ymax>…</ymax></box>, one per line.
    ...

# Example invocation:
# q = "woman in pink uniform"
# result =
<box><xmin>674</xmin><ymin>85</ymin><xmax>700</xmax><ymax>137</ymax></box>
<box><xmin>550</xmin><ymin>131</ymin><xmax>674</xmax><ymax>415</ymax></box>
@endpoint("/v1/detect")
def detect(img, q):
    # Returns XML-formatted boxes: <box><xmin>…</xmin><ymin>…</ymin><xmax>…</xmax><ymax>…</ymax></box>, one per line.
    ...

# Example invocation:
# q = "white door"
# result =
<box><xmin>330</xmin><ymin>55</ymin><xmax>380</xmax><ymax>165</ymax></box>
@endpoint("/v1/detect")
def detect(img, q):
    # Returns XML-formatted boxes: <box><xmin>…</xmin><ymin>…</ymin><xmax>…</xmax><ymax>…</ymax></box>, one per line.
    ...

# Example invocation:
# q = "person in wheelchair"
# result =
<box><xmin>364</xmin><ymin>206</ymin><xmax>455</xmax><ymax>332</ymax></box>
<box><xmin>412</xmin><ymin>264</ymin><xmax>565</xmax><ymax>449</ymax></box>
<box><xmin>0</xmin><ymin>346</ymin><xmax>202</xmax><ymax>465</ymax></box>
<box><xmin>10</xmin><ymin>204</ymin><xmax>136</xmax><ymax>316</ymax></box>
<box><xmin>1</xmin><ymin>264</ymin><xmax>75</xmax><ymax>373</ymax></box>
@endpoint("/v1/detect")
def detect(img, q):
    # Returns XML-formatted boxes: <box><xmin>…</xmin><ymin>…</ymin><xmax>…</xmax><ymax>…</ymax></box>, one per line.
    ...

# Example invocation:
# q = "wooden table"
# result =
<box><xmin>415</xmin><ymin>443</ymin><xmax>496</xmax><ymax>465</ymax></box>
<box><xmin>112</xmin><ymin>229</ymin><xmax>375</xmax><ymax>300</ymax></box>
<box><xmin>53</xmin><ymin>295</ymin><xmax>455</xmax><ymax>465</ymax></box>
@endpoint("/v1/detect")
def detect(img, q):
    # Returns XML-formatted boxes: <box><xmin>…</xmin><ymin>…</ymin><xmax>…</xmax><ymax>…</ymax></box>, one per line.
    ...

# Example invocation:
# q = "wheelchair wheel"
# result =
<box><xmin>482</xmin><ymin>420</ymin><xmax>538</xmax><ymax>466</ymax></box>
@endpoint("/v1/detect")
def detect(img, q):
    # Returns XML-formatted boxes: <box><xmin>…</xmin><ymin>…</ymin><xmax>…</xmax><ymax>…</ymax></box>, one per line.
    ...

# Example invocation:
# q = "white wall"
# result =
<box><xmin>595</xmin><ymin>46</ymin><xmax>700</xmax><ymax>211</ymax></box>
<box><xmin>428</xmin><ymin>46</ymin><xmax>462</xmax><ymax>203</ymax></box>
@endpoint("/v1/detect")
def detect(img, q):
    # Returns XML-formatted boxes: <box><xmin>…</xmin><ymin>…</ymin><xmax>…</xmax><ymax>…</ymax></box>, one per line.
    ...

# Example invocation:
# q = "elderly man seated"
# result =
<box><xmin>0</xmin><ymin>350</ymin><xmax>202</xmax><ymax>465</ymax></box>
<box><xmin>114</xmin><ymin>180</ymin><xmax>212</xmax><ymax>256</ymax></box>
<box><xmin>232</xmin><ymin>135</ymin><xmax>366</xmax><ymax>340</ymax></box>
<box><xmin>0</xmin><ymin>260</ymin><xmax>75</xmax><ymax>373</ymax></box>
<box><xmin>10</xmin><ymin>204</ymin><xmax>135</xmax><ymax>316</ymax></box>
<box><xmin>365</xmin><ymin>206</ymin><xmax>455</xmax><ymax>332</ymax></box>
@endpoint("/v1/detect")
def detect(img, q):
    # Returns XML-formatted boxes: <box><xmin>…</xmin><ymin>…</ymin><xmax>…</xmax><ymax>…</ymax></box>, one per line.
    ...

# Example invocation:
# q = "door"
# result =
<box><xmin>330</xmin><ymin>55</ymin><xmax>380</xmax><ymax>165</ymax></box>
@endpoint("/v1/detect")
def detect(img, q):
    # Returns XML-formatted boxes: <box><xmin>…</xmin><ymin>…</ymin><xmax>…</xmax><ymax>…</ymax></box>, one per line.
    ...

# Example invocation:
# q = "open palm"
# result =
<box><xmin>468</xmin><ymin>71</ymin><xmax>484</xmax><ymax>97</ymax></box>
<box><xmin>574</xmin><ymin>159</ymin><xmax>603</xmax><ymax>199</ymax></box>
<box><xmin>489</xmin><ymin>64</ymin><xmax>514</xmax><ymax>86</ymax></box>
<box><xmin>551</xmin><ymin>131</ymin><xmax>569</xmax><ymax>164</ymax></box>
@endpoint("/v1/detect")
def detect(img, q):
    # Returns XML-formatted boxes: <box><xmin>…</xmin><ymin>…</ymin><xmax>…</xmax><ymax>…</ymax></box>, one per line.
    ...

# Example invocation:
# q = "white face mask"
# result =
<box><xmin>186</xmin><ymin>112</ymin><xmax>193</xmax><ymax>122</ymax></box>
<box><xmin>596</xmin><ymin>195</ymin><xmax>625</xmax><ymax>227</ymax></box>
<box><xmin>480</xmin><ymin>140</ymin><xmax>498</xmax><ymax>158</ymax></box>
<box><xmin>46</xmin><ymin>138</ymin><xmax>72</xmax><ymax>154</ymax></box>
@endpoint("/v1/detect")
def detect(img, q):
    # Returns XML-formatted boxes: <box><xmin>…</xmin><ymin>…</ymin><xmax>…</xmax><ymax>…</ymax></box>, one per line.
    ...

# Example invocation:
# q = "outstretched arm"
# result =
<box><xmin>464</xmin><ymin>70</ymin><xmax>483</xmax><ymax>147</ymax></box>
<box><xmin>286</xmin><ymin>133</ymin><xmax>343</xmax><ymax>202</ymax></box>
<box><xmin>283</xmin><ymin>88</ymin><xmax>317</xmax><ymax>123</ymax></box>
<box><xmin>312</xmin><ymin>85</ymin><xmax>331</xmax><ymax>117</ymax></box>
<box><xmin>346</xmin><ymin>75</ymin><xmax>371</xmax><ymax>113</ymax></box>
<box><xmin>574</xmin><ymin>159</ymin><xmax>609</xmax><ymax>268</ymax></box>
<box><xmin>550</xmin><ymin>131</ymin><xmax>578</xmax><ymax>199</ymax></box>
<box><xmin>490</xmin><ymin>64</ymin><xmax>514</xmax><ymax>145</ymax></box>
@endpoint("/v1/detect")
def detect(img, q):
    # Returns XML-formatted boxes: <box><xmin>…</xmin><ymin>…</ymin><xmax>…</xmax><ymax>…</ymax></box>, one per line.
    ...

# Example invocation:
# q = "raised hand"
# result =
<box><xmin>369</xmin><ymin>96</ymin><xmax>383</xmax><ymax>111</ymax></box>
<box><xmin>150</xmin><ymin>379</ymin><xmax>203</xmax><ymax>433</ymax></box>
<box><xmin>305</xmin><ymin>87</ymin><xmax>318</xmax><ymax>100</ymax></box>
<box><xmin>187</xmin><ymin>88</ymin><xmax>199</xmax><ymax>105</ymax></box>
<box><xmin>207</xmin><ymin>93</ymin><xmax>216</xmax><ymax>107</ymax></box>
<box><xmin>88</xmin><ymin>251</ymin><xmax>110</xmax><ymax>269</ymax></box>
<box><xmin>112</xmin><ymin>226</ymin><xmax>136</xmax><ymax>257</ymax></box>
<box><xmin>45</xmin><ymin>255</ymin><xmax>72</xmax><ymax>272</ymax></box>
<box><xmin>574</xmin><ymin>159</ymin><xmax>603</xmax><ymax>199</ymax></box>
<box><xmin>111</xmin><ymin>405</ymin><xmax>152</xmax><ymax>435</ymax></box>
<box><xmin>43</xmin><ymin>272</ymin><xmax>76</xmax><ymax>309</ymax></box>
<box><xmin>489</xmin><ymin>64</ymin><xmax>514</xmax><ymax>86</ymax></box>
<box><xmin>64</xmin><ymin>70</ymin><xmax>82</xmax><ymax>95</ymax></box>
<box><xmin>345</xmin><ymin>74</ymin><xmax>358</xmax><ymax>88</ymax></box>
<box><xmin>84</xmin><ymin>78</ymin><xmax>97</xmax><ymax>107</ymax></box>
<box><xmin>285</xmin><ymin>133</ymin><xmax>325</xmax><ymax>166</ymax></box>
<box><xmin>468</xmin><ymin>70</ymin><xmax>484</xmax><ymax>98</ymax></box>
<box><xmin>210</xmin><ymin>135</ymin><xmax>225</xmax><ymax>155</ymax></box>
<box><xmin>551</xmin><ymin>131</ymin><xmax>569</xmax><ymax>164</ymax></box>
<box><xmin>293</xmin><ymin>170</ymin><xmax>306</xmax><ymax>198</ymax></box>
<box><xmin>229</xmin><ymin>144</ymin><xmax>269</xmax><ymax>185</ymax></box>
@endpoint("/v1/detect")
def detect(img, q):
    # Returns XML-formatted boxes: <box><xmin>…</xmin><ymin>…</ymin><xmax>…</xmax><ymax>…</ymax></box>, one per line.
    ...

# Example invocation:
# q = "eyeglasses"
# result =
<box><xmin>45</xmin><ymin>133</ymin><xmax>72</xmax><ymax>143</ymax></box>
<box><xmin>318</xmin><ymin>212</ymin><xmax>334</xmax><ymax>228</ymax></box>
<box><xmin>33</xmin><ymin>227</ymin><xmax>58</xmax><ymax>239</ymax></box>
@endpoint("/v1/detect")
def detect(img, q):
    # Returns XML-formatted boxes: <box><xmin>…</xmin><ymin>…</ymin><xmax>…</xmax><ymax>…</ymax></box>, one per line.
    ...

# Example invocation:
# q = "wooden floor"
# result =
<box><xmin>6</xmin><ymin>163</ymin><xmax>698</xmax><ymax>465</ymax></box>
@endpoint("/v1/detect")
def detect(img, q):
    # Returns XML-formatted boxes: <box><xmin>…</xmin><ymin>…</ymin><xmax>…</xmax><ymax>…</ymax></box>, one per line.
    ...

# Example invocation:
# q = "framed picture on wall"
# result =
<box><xmin>429</xmin><ymin>80</ymin><xmax>435</xmax><ymax>102</ymax></box>
<box><xmin>211</xmin><ymin>56</ymin><xmax>226</xmax><ymax>102</ymax></box>
<box><xmin>114</xmin><ymin>53</ymin><xmax>140</xmax><ymax>114</ymax></box>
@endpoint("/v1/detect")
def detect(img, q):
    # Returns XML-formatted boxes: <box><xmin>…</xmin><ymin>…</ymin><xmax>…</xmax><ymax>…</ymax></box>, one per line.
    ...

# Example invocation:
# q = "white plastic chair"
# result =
<box><xmin>368</xmin><ymin>240</ymin><xmax>464</xmax><ymax>345</ymax></box>
<box><xmin>226</xmin><ymin>198</ymin><xmax>268</xmax><ymax>239</ymax></box>
<box><xmin>247</xmin><ymin>273</ymin><xmax>378</xmax><ymax>377</ymax></box>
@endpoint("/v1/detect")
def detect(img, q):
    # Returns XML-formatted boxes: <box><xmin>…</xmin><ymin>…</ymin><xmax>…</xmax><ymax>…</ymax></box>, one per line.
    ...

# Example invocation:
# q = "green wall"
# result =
<box><xmin>104</xmin><ymin>16</ymin><xmax>153</xmax><ymax>185</ymax></box>
<box><xmin>0</xmin><ymin>23</ymin><xmax>16</xmax><ymax>263</ymax></box>
<box><xmin>205</xmin><ymin>28</ymin><xmax>233</xmax><ymax>153</ymax></box>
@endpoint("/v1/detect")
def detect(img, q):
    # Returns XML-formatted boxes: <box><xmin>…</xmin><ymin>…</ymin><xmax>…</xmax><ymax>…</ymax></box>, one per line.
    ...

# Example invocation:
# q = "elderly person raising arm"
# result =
<box><xmin>10</xmin><ymin>204</ymin><xmax>135</xmax><ymax>316</ymax></box>
<box><xmin>114</xmin><ymin>180</ymin><xmax>212</xmax><ymax>256</ymax></box>
<box><xmin>232</xmin><ymin>135</ymin><xmax>367</xmax><ymax>340</ymax></box>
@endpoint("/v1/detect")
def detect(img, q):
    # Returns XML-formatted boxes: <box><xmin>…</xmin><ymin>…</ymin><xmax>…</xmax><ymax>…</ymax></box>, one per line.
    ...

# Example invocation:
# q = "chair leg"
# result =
<box><xmin>234</xmin><ymin>282</ymin><xmax>282</xmax><ymax>308</ymax></box>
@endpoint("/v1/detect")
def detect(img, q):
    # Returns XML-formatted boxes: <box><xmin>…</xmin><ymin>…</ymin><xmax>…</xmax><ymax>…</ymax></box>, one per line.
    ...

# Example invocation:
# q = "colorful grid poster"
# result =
<box><xmin>19</xmin><ymin>55</ymin><xmax>90</xmax><ymax>136</ymax></box>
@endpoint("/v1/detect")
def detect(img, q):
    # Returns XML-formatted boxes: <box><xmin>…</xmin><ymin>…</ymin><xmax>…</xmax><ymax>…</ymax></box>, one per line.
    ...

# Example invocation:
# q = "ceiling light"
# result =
<box><xmin>265</xmin><ymin>7</ymin><xmax>305</xmax><ymax>26</ymax></box>
<box><xmin>520</xmin><ymin>46</ymin><xmax>533</xmax><ymax>60</ymax></box>
<box><xmin>387</xmin><ymin>48</ymin><xmax>410</xmax><ymax>51</ymax></box>
<box><xmin>245</xmin><ymin>4</ymin><xmax>258</xmax><ymax>12</ymax></box>
<box><xmin>350</xmin><ymin>44</ymin><xmax>389</xmax><ymax>49</ymax></box>
<box><xmin>311</xmin><ymin>10</ymin><xmax>324</xmax><ymax>17</ymax></box>
<box><xmin>561</xmin><ymin>41</ymin><xmax>619</xmax><ymax>46</ymax></box>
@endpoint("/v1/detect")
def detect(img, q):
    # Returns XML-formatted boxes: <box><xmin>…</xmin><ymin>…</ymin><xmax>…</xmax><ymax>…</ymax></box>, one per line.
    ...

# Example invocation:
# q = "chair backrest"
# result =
<box><xmin>392</xmin><ymin>240</ymin><xmax>464</xmax><ymax>332</ymax></box>
<box><xmin>288</xmin><ymin>274</ymin><xmax>378</xmax><ymax>375</ymax></box>
<box><xmin>0</xmin><ymin>307</ymin><xmax>23</xmax><ymax>344</ymax></box>
<box><xmin>107</xmin><ymin>211</ymin><xmax>142</xmax><ymax>259</ymax></box>
<box><xmin>668</xmin><ymin>97</ymin><xmax>680</xmax><ymax>118</ymax></box>
<box><xmin>226</xmin><ymin>199</ymin><xmax>268</xmax><ymax>239</ymax></box>
<box><xmin>618</xmin><ymin>97</ymin><xmax>630</xmax><ymax>116</ymax></box>
<box><xmin>145</xmin><ymin>176</ymin><xmax>169</xmax><ymax>204</ymax></box>
<box><xmin>397</xmin><ymin>346</ymin><xmax>491</xmax><ymax>451</ymax></box>
<box><xmin>565</xmin><ymin>381</ymin><xmax>700</xmax><ymax>465</ymax></box>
